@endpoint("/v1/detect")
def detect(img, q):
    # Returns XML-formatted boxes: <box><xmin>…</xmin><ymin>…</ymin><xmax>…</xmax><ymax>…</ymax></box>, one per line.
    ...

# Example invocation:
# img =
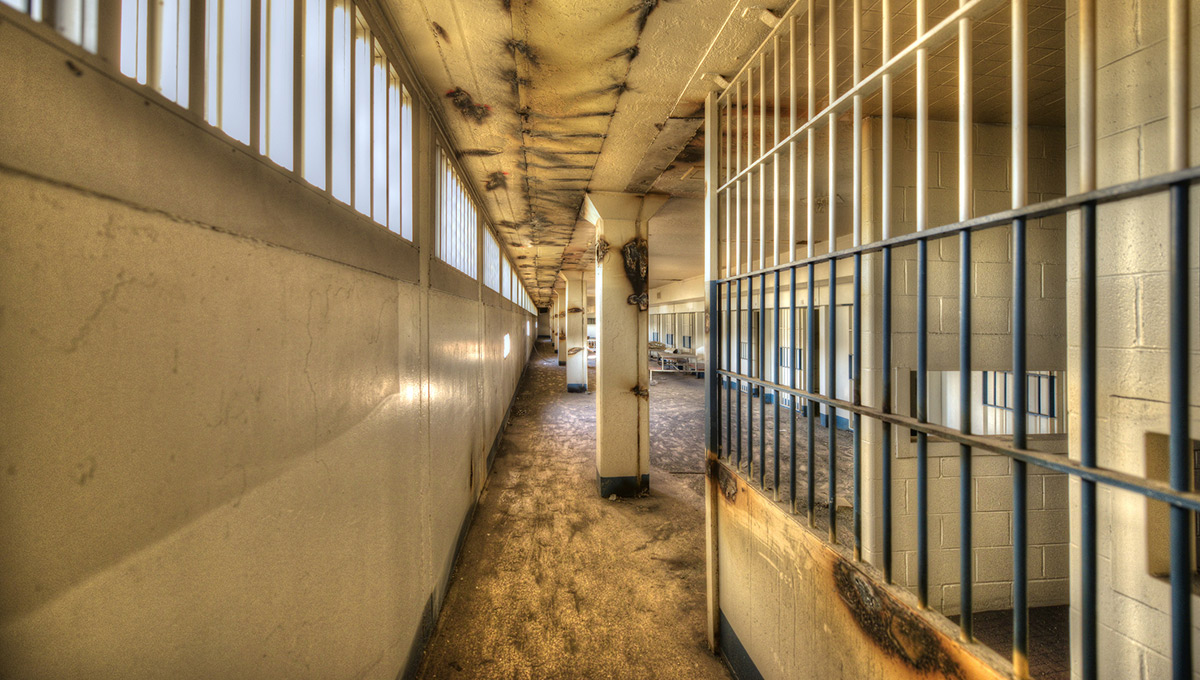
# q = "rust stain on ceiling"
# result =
<box><xmin>386</xmin><ymin>0</ymin><xmax>786</xmax><ymax>304</ymax></box>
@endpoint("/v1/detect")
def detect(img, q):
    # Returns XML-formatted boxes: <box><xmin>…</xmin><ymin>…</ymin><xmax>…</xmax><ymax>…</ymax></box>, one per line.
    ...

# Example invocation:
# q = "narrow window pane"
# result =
<box><xmin>387</xmin><ymin>68</ymin><xmax>401</xmax><ymax>232</ymax></box>
<box><xmin>352</xmin><ymin>13</ymin><xmax>370</xmax><ymax>214</ymax></box>
<box><xmin>120</xmin><ymin>0</ymin><xmax>147</xmax><ymax>82</ymax></box>
<box><xmin>400</xmin><ymin>86</ymin><xmax>413</xmax><ymax>240</ymax></box>
<box><xmin>330</xmin><ymin>0</ymin><xmax>351</xmax><ymax>202</ymax></box>
<box><xmin>262</xmin><ymin>0</ymin><xmax>294</xmax><ymax>169</ymax></box>
<box><xmin>57</xmin><ymin>0</ymin><xmax>84</xmax><ymax>45</ymax></box>
<box><xmin>174</xmin><ymin>0</ymin><xmax>190</xmax><ymax>107</ymax></box>
<box><xmin>204</xmin><ymin>0</ymin><xmax>219</xmax><ymax>124</ymax></box>
<box><xmin>301</xmin><ymin>0</ymin><xmax>325</xmax><ymax>188</ymax></box>
<box><xmin>371</xmin><ymin>42</ymin><xmax>387</xmax><ymax>223</ymax></box>
<box><xmin>220</xmin><ymin>0</ymin><xmax>251</xmax><ymax>143</ymax></box>
<box><xmin>159</xmin><ymin>0</ymin><xmax>179</xmax><ymax>99</ymax></box>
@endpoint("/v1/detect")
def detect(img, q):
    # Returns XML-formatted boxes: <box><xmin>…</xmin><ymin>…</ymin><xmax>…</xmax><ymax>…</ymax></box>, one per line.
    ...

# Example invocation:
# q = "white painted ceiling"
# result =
<box><xmin>384</xmin><ymin>0</ymin><xmax>1066</xmax><ymax>305</ymax></box>
<box><xmin>383</xmin><ymin>0</ymin><xmax>788</xmax><ymax>305</ymax></box>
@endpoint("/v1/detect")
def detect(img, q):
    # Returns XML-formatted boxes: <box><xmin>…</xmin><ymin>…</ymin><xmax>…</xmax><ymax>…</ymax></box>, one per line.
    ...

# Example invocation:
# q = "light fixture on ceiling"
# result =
<box><xmin>740</xmin><ymin>6</ymin><xmax>781</xmax><ymax>27</ymax></box>
<box><xmin>701</xmin><ymin>72</ymin><xmax>731</xmax><ymax>90</ymax></box>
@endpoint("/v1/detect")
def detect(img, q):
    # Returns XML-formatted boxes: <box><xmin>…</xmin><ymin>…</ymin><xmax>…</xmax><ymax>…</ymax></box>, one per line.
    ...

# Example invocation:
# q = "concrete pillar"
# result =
<box><xmin>554</xmin><ymin>284</ymin><xmax>567</xmax><ymax>366</ymax></box>
<box><xmin>564</xmin><ymin>270</ymin><xmax>588</xmax><ymax>392</ymax></box>
<box><xmin>582</xmin><ymin>192</ymin><xmax>668</xmax><ymax>497</ymax></box>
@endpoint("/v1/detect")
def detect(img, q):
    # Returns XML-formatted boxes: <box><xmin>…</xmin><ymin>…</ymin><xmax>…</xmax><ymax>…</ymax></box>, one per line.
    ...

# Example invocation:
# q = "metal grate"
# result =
<box><xmin>702</xmin><ymin>0</ymin><xmax>1196</xmax><ymax>678</ymax></box>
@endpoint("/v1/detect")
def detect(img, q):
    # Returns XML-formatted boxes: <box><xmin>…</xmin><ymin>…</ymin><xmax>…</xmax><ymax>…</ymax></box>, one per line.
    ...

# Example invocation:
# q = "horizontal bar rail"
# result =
<box><xmin>716</xmin><ymin>369</ymin><xmax>1200</xmax><ymax>515</ymax></box>
<box><xmin>715</xmin><ymin>0</ymin><xmax>1007</xmax><ymax>193</ymax></box>
<box><xmin>717</xmin><ymin>164</ymin><xmax>1200</xmax><ymax>285</ymax></box>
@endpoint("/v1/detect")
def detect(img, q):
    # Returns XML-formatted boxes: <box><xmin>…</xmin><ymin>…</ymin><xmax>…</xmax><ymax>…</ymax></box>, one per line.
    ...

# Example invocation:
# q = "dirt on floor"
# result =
<box><xmin>417</xmin><ymin>341</ymin><xmax>731</xmax><ymax>680</ymax></box>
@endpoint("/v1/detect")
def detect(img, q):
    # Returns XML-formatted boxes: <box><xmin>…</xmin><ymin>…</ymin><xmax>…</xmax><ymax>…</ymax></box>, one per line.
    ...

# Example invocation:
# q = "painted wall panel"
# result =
<box><xmin>0</xmin><ymin>21</ymin><xmax>533</xmax><ymax>680</ymax></box>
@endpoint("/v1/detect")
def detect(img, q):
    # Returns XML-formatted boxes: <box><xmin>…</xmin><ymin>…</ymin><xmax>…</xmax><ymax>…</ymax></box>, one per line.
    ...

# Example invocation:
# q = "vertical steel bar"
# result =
<box><xmin>1167</xmin><ymin>1</ymin><xmax>1192</xmax><ymax>677</ymax></box>
<box><xmin>294</xmin><ymin>0</ymin><xmax>304</xmax><ymax>175</ymax></box>
<box><xmin>96</xmin><ymin>0</ymin><xmax>122</xmax><ymax>67</ymax></box>
<box><xmin>1078</xmin><ymin>0</ymin><xmax>1097</xmax><ymax>673</ymax></box>
<box><xmin>748</xmin><ymin>275</ymin><xmax>756</xmax><ymax>476</ymax></box>
<box><xmin>188</xmin><ymin>0</ymin><xmax>206</xmax><ymax>117</ymax></box>
<box><xmin>790</xmin><ymin>265</ymin><xmax>799</xmax><ymax>512</ymax></box>
<box><xmin>805</xmin><ymin>0</ymin><xmax>816</xmax><ymax>527</ymax></box>
<box><xmin>727</xmin><ymin>97</ymin><xmax>733</xmax><ymax>278</ymax></box>
<box><xmin>736</xmin><ymin>184</ymin><xmax>743</xmax><ymax>278</ymax></box>
<box><xmin>852</xmin><ymin>0</ymin><xmax>863</xmax><ymax>560</ymax></box>
<box><xmin>708</xmin><ymin>281</ymin><xmax>722</xmax><ymax>461</ymax></box>
<box><xmin>880</xmin><ymin>0</ymin><xmax>894</xmax><ymax>584</ymax></box>
<box><xmin>748</xmin><ymin>66</ymin><xmax>754</xmax><ymax>171</ymax></box>
<box><xmin>914</xmin><ymin>0</ymin><xmax>929</xmax><ymax>610</ymax></box>
<box><xmin>789</xmin><ymin>14</ymin><xmax>798</xmax><ymax>263</ymax></box>
<box><xmin>807</xmin><ymin>263</ymin><xmax>817</xmax><ymax>525</ymax></box>
<box><xmin>147</xmin><ymin>0</ymin><xmax>162</xmax><ymax>90</ymax></box>
<box><xmin>806</xmin><ymin>0</ymin><xmax>815</xmax><ymax>265</ymax></box>
<box><xmin>726</xmin><ymin>281</ymin><xmax>733</xmax><ymax>460</ymax></box>
<box><xmin>736</xmin><ymin>77</ymin><xmax>743</xmax><ymax>176</ymax></box>
<box><xmin>917</xmin><ymin>238</ymin><xmax>929</xmax><ymax>608</ymax></box>
<box><xmin>1011</xmin><ymin>0</ymin><xmax>1029</xmax><ymax>672</ymax></box>
<box><xmin>760</xmin><ymin>272</ymin><xmax>767</xmax><ymax>489</ymax></box>
<box><xmin>726</xmin><ymin>96</ymin><xmax>733</xmax><ymax>184</ymax></box>
<box><xmin>1012</xmin><ymin>218</ymin><xmax>1029</xmax><ymax>678</ymax></box>
<box><xmin>1168</xmin><ymin>181</ymin><xmax>1192</xmax><ymax>680</ymax></box>
<box><xmin>324</xmin><ymin>0</ymin><xmax>333</xmax><ymax>194</ymax></box>
<box><xmin>760</xmin><ymin>53</ymin><xmax>767</xmax><ymax>272</ymax></box>
<box><xmin>958</xmin><ymin>0</ymin><xmax>974</xmax><ymax>641</ymax></box>
<box><xmin>775</xmin><ymin>268</ymin><xmax>782</xmax><ymax>500</ymax></box>
<box><xmin>250</xmin><ymin>0</ymin><xmax>262</xmax><ymax>151</ymax></box>
<box><xmin>737</xmin><ymin>278</ymin><xmax>744</xmax><ymax>468</ymax></box>
<box><xmin>826</xmin><ymin>0</ymin><xmax>838</xmax><ymax>543</ymax></box>
<box><xmin>774</xmin><ymin>35</ymin><xmax>781</xmax><ymax>270</ymax></box>
<box><xmin>882</xmin><ymin>246</ymin><xmax>893</xmax><ymax>582</ymax></box>
<box><xmin>747</xmin><ymin>74</ymin><xmax>754</xmax><ymax>276</ymax></box>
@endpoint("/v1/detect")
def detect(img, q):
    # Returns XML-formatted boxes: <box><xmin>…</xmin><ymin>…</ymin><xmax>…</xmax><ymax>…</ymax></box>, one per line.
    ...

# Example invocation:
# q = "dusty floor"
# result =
<box><xmin>417</xmin><ymin>341</ymin><xmax>731</xmax><ymax>680</ymax></box>
<box><xmin>949</xmin><ymin>606</ymin><xmax>1070</xmax><ymax>680</ymax></box>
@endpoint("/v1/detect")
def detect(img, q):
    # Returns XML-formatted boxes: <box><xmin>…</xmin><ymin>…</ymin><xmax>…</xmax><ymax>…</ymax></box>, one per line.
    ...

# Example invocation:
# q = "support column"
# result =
<box><xmin>582</xmin><ymin>192</ymin><xmax>668</xmax><ymax>497</ymax></box>
<box><xmin>565</xmin><ymin>270</ymin><xmax>588</xmax><ymax>392</ymax></box>
<box><xmin>550</xmin><ymin>294</ymin><xmax>559</xmax><ymax>351</ymax></box>
<box><xmin>554</xmin><ymin>283</ymin><xmax>567</xmax><ymax>366</ymax></box>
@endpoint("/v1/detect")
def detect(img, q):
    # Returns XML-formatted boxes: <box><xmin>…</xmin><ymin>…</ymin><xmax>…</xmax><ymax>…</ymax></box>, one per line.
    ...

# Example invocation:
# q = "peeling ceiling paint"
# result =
<box><xmin>385</xmin><ymin>0</ymin><xmax>785</xmax><ymax>305</ymax></box>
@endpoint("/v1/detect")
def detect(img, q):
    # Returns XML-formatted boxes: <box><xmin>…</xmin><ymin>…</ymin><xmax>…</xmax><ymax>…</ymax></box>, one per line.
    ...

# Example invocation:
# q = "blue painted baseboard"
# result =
<box><xmin>719</xmin><ymin>611</ymin><xmax>765</xmax><ymax>680</ymax></box>
<box><xmin>566</xmin><ymin>383</ymin><xmax>587</xmax><ymax>393</ymax></box>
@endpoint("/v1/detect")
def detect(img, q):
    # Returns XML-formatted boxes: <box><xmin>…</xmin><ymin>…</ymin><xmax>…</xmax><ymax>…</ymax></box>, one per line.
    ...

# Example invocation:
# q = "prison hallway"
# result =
<box><xmin>416</xmin><ymin>340</ymin><xmax>731</xmax><ymax>679</ymax></box>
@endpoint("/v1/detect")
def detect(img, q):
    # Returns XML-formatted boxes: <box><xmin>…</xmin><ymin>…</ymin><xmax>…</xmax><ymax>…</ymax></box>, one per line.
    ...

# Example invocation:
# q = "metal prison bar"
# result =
<box><xmin>703</xmin><ymin>0</ymin><xmax>1195</xmax><ymax>679</ymax></box>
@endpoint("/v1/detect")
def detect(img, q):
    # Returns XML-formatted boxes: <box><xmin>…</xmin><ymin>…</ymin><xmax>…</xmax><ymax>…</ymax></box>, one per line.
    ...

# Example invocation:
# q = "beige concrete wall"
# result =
<box><xmin>1064</xmin><ymin>3</ymin><xmax>1200</xmax><ymax>678</ymax></box>
<box><xmin>713</xmin><ymin>459</ymin><xmax>1011</xmax><ymax>680</ymax></box>
<box><xmin>855</xmin><ymin>117</ymin><xmax>1070</xmax><ymax>616</ymax></box>
<box><xmin>0</xmin><ymin>20</ymin><xmax>532</xmax><ymax>680</ymax></box>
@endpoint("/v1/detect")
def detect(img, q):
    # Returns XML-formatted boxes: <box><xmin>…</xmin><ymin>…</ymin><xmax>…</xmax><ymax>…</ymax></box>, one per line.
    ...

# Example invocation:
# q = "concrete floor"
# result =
<box><xmin>417</xmin><ymin>341</ymin><xmax>731</xmax><ymax>679</ymax></box>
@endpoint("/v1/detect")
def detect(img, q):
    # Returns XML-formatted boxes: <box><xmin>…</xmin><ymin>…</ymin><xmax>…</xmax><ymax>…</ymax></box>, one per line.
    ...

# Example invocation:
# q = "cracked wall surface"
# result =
<box><xmin>0</xmin><ymin>24</ymin><xmax>534</xmax><ymax>679</ymax></box>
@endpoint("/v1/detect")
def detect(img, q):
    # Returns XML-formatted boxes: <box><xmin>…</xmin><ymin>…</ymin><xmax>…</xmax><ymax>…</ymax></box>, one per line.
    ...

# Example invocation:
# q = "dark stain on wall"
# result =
<box><xmin>610</xmin><ymin>45</ymin><xmax>639</xmax><ymax>62</ymax></box>
<box><xmin>446</xmin><ymin>88</ymin><xmax>491</xmax><ymax>123</ymax></box>
<box><xmin>504</xmin><ymin>39</ymin><xmax>540</xmax><ymax>66</ymax></box>
<box><xmin>715</xmin><ymin>463</ymin><xmax>738</xmax><ymax>502</ymax></box>
<box><xmin>832</xmin><ymin>560</ymin><xmax>965</xmax><ymax>680</ymax></box>
<box><xmin>431</xmin><ymin>21</ymin><xmax>449</xmax><ymax>43</ymax></box>
<box><xmin>485</xmin><ymin>172</ymin><xmax>509</xmax><ymax>191</ymax></box>
<box><xmin>627</xmin><ymin>0</ymin><xmax>659</xmax><ymax>34</ymax></box>
<box><xmin>621</xmin><ymin>237</ymin><xmax>648</xmax><ymax>310</ymax></box>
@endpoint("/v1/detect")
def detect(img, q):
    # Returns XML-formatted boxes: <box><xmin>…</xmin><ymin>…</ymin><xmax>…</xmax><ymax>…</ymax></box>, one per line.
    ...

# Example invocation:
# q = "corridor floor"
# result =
<box><xmin>416</xmin><ymin>341</ymin><xmax>731</xmax><ymax>680</ymax></box>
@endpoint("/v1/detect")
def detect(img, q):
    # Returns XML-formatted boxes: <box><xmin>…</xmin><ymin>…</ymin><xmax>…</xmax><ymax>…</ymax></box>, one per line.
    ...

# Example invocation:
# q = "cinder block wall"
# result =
<box><xmin>1064</xmin><ymin>2</ymin><xmax>1200</xmax><ymax>677</ymax></box>
<box><xmin>859</xmin><ymin>117</ymin><xmax>1070</xmax><ymax>615</ymax></box>
<box><xmin>0</xmin><ymin>20</ymin><xmax>532</xmax><ymax>680</ymax></box>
